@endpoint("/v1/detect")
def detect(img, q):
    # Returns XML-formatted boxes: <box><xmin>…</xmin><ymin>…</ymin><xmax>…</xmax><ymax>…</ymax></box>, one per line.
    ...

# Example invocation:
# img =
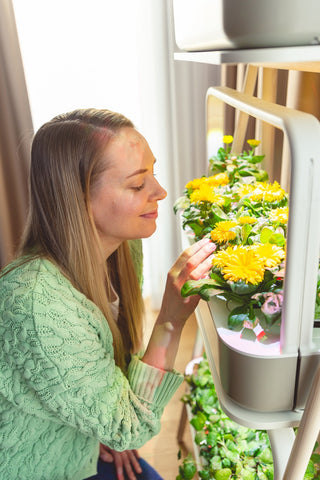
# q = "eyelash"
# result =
<box><xmin>133</xmin><ymin>183</ymin><xmax>145</xmax><ymax>191</ymax></box>
<box><xmin>132</xmin><ymin>174</ymin><xmax>157</xmax><ymax>192</ymax></box>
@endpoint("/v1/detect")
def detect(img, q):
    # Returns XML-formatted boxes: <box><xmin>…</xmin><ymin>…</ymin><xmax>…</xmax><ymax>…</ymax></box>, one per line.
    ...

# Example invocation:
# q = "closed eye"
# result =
<box><xmin>132</xmin><ymin>183</ymin><xmax>145</xmax><ymax>191</ymax></box>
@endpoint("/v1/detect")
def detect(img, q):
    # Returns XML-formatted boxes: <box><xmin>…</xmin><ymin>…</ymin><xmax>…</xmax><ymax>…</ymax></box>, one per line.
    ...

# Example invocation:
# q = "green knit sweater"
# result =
<box><xmin>0</xmin><ymin>258</ymin><xmax>183</xmax><ymax>480</ymax></box>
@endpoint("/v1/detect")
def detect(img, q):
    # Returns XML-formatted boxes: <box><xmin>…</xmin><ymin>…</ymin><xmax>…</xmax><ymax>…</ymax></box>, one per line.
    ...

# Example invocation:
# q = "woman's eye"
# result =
<box><xmin>132</xmin><ymin>183</ymin><xmax>145</xmax><ymax>191</ymax></box>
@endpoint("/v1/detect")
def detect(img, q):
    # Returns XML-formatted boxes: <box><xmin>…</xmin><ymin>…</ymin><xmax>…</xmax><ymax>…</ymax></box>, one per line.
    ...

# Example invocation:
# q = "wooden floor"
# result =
<box><xmin>139</xmin><ymin>300</ymin><xmax>202</xmax><ymax>480</ymax></box>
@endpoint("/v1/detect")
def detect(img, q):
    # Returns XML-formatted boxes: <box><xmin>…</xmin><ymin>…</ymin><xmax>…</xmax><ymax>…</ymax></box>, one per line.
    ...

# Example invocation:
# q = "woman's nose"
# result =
<box><xmin>152</xmin><ymin>177</ymin><xmax>167</xmax><ymax>201</ymax></box>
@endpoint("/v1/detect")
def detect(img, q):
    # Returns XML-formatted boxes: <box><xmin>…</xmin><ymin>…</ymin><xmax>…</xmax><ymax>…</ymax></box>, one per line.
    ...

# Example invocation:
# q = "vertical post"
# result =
<box><xmin>283</xmin><ymin>365</ymin><xmax>320</xmax><ymax>479</ymax></box>
<box><xmin>231</xmin><ymin>64</ymin><xmax>258</xmax><ymax>154</ymax></box>
<box><xmin>256</xmin><ymin>67</ymin><xmax>278</xmax><ymax>180</ymax></box>
<box><xmin>267</xmin><ymin>428</ymin><xmax>296</xmax><ymax>480</ymax></box>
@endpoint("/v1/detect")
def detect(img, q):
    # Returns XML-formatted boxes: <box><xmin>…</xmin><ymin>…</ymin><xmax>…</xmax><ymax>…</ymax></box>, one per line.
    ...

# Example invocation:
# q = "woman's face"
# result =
<box><xmin>90</xmin><ymin>127</ymin><xmax>167</xmax><ymax>258</ymax></box>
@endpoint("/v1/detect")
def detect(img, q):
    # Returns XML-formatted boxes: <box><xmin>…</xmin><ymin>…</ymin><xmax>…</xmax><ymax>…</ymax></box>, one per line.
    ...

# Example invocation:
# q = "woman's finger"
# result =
<box><xmin>170</xmin><ymin>237</ymin><xmax>212</xmax><ymax>273</ymax></box>
<box><xmin>126</xmin><ymin>450</ymin><xmax>142</xmax><ymax>474</ymax></box>
<box><xmin>170</xmin><ymin>240</ymin><xmax>216</xmax><ymax>285</ymax></box>
<box><xmin>113</xmin><ymin>450</ymin><xmax>142</xmax><ymax>480</ymax></box>
<box><xmin>99</xmin><ymin>443</ymin><xmax>114</xmax><ymax>463</ymax></box>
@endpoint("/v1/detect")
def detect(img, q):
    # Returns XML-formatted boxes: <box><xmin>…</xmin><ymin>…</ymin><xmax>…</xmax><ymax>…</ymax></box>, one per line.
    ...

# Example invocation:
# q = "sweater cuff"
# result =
<box><xmin>128</xmin><ymin>355</ymin><xmax>184</xmax><ymax>409</ymax></box>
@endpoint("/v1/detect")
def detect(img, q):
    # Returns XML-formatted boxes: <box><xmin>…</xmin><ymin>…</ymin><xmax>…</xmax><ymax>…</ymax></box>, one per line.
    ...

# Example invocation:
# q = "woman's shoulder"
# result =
<box><xmin>0</xmin><ymin>256</ymin><xmax>110</xmax><ymax>340</ymax></box>
<box><xmin>1</xmin><ymin>256</ymin><xmax>66</xmax><ymax>291</ymax></box>
<box><xmin>0</xmin><ymin>256</ymin><xmax>99</xmax><ymax>315</ymax></box>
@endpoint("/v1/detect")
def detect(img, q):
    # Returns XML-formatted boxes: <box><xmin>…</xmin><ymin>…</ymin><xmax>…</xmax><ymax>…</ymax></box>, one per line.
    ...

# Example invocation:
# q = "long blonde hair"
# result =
<box><xmin>19</xmin><ymin>108</ymin><xmax>144</xmax><ymax>371</ymax></box>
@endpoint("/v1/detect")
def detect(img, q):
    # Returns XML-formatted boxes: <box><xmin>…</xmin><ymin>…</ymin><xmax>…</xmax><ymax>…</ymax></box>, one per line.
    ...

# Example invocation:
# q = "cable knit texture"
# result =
<box><xmin>0</xmin><ymin>257</ymin><xmax>183</xmax><ymax>480</ymax></box>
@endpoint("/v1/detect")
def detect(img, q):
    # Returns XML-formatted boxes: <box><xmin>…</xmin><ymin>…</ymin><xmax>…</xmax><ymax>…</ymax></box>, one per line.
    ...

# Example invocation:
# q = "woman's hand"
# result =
<box><xmin>142</xmin><ymin>237</ymin><xmax>215</xmax><ymax>371</ymax></box>
<box><xmin>160</xmin><ymin>237</ymin><xmax>216</xmax><ymax>326</ymax></box>
<box><xmin>99</xmin><ymin>444</ymin><xmax>142</xmax><ymax>480</ymax></box>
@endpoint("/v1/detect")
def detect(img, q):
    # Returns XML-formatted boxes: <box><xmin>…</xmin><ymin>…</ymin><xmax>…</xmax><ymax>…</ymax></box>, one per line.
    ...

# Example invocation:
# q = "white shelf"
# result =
<box><xmin>174</xmin><ymin>45</ymin><xmax>320</xmax><ymax>71</ymax></box>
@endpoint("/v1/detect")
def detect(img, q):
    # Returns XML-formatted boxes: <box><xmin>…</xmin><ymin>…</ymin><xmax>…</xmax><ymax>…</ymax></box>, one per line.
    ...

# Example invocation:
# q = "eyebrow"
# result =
<box><xmin>126</xmin><ymin>168</ymin><xmax>148</xmax><ymax>179</ymax></box>
<box><xmin>126</xmin><ymin>159</ymin><xmax>157</xmax><ymax>179</ymax></box>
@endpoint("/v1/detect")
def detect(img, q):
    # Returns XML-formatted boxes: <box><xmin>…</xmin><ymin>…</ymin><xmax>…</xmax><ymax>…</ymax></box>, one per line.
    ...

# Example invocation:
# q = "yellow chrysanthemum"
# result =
<box><xmin>206</xmin><ymin>172</ymin><xmax>229</xmax><ymax>187</ymax></box>
<box><xmin>238</xmin><ymin>181</ymin><xmax>286</xmax><ymax>203</ymax></box>
<box><xmin>185</xmin><ymin>177</ymin><xmax>205</xmax><ymax>190</ymax></box>
<box><xmin>211</xmin><ymin>246</ymin><xmax>235</xmax><ymax>268</ymax></box>
<box><xmin>250</xmin><ymin>243</ymin><xmax>285</xmax><ymax>268</ymax></box>
<box><xmin>223</xmin><ymin>135</ymin><xmax>233</xmax><ymax>144</ymax></box>
<box><xmin>247</xmin><ymin>139</ymin><xmax>260</xmax><ymax>147</ymax></box>
<box><xmin>190</xmin><ymin>185</ymin><xmax>225</xmax><ymax>205</ymax></box>
<box><xmin>262</xmin><ymin>182</ymin><xmax>286</xmax><ymax>202</ymax></box>
<box><xmin>237</xmin><ymin>184</ymin><xmax>256</xmax><ymax>198</ymax></box>
<box><xmin>213</xmin><ymin>246</ymin><xmax>265</xmax><ymax>284</ymax></box>
<box><xmin>238</xmin><ymin>216</ymin><xmax>257</xmax><ymax>225</ymax></box>
<box><xmin>210</xmin><ymin>221</ymin><xmax>238</xmax><ymax>244</ymax></box>
<box><xmin>269</xmin><ymin>207</ymin><xmax>289</xmax><ymax>224</ymax></box>
<box><xmin>186</xmin><ymin>173</ymin><xmax>229</xmax><ymax>191</ymax></box>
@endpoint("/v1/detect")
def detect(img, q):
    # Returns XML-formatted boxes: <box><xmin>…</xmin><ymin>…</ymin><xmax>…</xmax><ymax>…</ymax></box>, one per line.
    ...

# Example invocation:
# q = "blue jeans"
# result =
<box><xmin>85</xmin><ymin>457</ymin><xmax>164</xmax><ymax>480</ymax></box>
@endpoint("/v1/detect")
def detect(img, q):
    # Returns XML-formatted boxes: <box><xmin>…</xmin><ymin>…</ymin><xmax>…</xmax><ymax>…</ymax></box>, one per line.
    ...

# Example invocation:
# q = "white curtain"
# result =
<box><xmin>10</xmin><ymin>0</ymin><xmax>220</xmax><ymax>307</ymax></box>
<box><xmin>138</xmin><ymin>1</ymin><xmax>220</xmax><ymax>307</ymax></box>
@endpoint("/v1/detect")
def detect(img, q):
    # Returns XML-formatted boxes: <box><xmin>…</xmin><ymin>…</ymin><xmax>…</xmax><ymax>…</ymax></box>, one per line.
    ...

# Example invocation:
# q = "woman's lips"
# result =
<box><xmin>140</xmin><ymin>210</ymin><xmax>158</xmax><ymax>219</ymax></box>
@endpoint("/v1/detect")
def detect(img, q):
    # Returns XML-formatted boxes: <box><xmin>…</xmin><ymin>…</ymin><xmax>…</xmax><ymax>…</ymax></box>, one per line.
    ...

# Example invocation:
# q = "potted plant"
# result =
<box><xmin>174</xmin><ymin>136</ymin><xmax>320</xmax><ymax>340</ymax></box>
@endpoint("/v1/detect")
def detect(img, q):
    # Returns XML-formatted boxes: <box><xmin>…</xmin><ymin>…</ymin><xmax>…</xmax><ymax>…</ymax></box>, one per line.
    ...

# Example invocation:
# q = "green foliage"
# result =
<box><xmin>177</xmin><ymin>356</ymin><xmax>320</xmax><ymax>480</ymax></box>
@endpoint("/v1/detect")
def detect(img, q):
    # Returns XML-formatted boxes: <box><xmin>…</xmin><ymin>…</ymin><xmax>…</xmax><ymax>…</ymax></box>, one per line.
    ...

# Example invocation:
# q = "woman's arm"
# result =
<box><xmin>142</xmin><ymin>238</ymin><xmax>215</xmax><ymax>371</ymax></box>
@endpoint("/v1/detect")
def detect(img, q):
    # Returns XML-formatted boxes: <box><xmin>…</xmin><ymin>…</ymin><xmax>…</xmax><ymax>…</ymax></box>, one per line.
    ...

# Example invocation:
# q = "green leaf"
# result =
<box><xmin>260</xmin><ymin>228</ymin><xmax>286</xmax><ymax>247</ymax></box>
<box><xmin>229</xmin><ymin>280</ymin><xmax>258</xmax><ymax>295</ymax></box>
<box><xmin>181</xmin><ymin>279</ymin><xmax>219</xmax><ymax>298</ymax></box>
<box><xmin>268</xmin><ymin>233</ymin><xmax>286</xmax><ymax>247</ymax></box>
<box><xmin>258</xmin><ymin>447</ymin><xmax>273</xmax><ymax>464</ymax></box>
<box><xmin>241</xmin><ymin>223</ymin><xmax>253</xmax><ymax>244</ymax></box>
<box><xmin>228</xmin><ymin>306</ymin><xmax>251</xmax><ymax>331</ymax></box>
<box><xmin>311</xmin><ymin>452</ymin><xmax>320</xmax><ymax>463</ymax></box>
<box><xmin>194</xmin><ymin>430</ymin><xmax>207</xmax><ymax>445</ymax></box>
<box><xmin>304</xmin><ymin>460</ymin><xmax>316</xmax><ymax>479</ymax></box>
<box><xmin>179</xmin><ymin>460</ymin><xmax>197</xmax><ymax>480</ymax></box>
<box><xmin>254</xmin><ymin>169</ymin><xmax>269</xmax><ymax>182</ymax></box>
<box><xmin>260</xmin><ymin>228</ymin><xmax>274</xmax><ymax>243</ymax></box>
<box><xmin>207</xmin><ymin>431</ymin><xmax>218</xmax><ymax>446</ymax></box>
<box><xmin>214</xmin><ymin>468</ymin><xmax>232</xmax><ymax>480</ymax></box>
<box><xmin>238</xmin><ymin>467</ymin><xmax>256</xmax><ymax>480</ymax></box>
<box><xmin>210</xmin><ymin>455</ymin><xmax>223</xmax><ymax>471</ymax></box>
<box><xmin>190</xmin><ymin>411</ymin><xmax>207</xmax><ymax>431</ymax></box>
<box><xmin>199</xmin><ymin>470</ymin><xmax>211</xmax><ymax>480</ymax></box>
<box><xmin>226</xmin><ymin>449</ymin><xmax>240</xmax><ymax>463</ymax></box>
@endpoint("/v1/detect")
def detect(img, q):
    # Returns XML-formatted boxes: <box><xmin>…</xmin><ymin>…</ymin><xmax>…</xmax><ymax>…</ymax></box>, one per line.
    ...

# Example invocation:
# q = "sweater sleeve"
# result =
<box><xmin>5</xmin><ymin>263</ymin><xmax>183</xmax><ymax>452</ymax></box>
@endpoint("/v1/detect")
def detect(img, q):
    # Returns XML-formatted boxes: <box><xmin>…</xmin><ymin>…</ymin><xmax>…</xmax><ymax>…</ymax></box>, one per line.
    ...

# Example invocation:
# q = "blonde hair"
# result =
<box><xmin>19</xmin><ymin>108</ymin><xmax>144</xmax><ymax>371</ymax></box>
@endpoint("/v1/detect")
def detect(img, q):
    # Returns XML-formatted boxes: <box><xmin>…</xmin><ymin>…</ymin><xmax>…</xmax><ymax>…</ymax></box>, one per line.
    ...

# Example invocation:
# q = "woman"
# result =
<box><xmin>0</xmin><ymin>109</ymin><xmax>215</xmax><ymax>480</ymax></box>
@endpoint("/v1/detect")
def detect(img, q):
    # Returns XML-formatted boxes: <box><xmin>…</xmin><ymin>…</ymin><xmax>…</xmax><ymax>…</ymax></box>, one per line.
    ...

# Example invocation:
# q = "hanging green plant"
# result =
<box><xmin>177</xmin><ymin>355</ymin><xmax>320</xmax><ymax>480</ymax></box>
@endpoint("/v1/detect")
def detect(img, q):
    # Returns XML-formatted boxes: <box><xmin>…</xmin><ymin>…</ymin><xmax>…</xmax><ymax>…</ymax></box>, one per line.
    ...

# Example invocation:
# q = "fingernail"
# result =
<box><xmin>205</xmin><ymin>243</ymin><xmax>216</xmax><ymax>252</ymax></box>
<box><xmin>199</xmin><ymin>237</ymin><xmax>210</xmax><ymax>244</ymax></box>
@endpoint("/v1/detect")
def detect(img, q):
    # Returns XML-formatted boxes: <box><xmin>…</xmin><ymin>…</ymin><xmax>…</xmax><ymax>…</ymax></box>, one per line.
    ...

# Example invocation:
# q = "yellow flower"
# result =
<box><xmin>190</xmin><ymin>185</ymin><xmax>225</xmax><ymax>205</ymax></box>
<box><xmin>206</xmin><ymin>172</ymin><xmax>229</xmax><ymax>187</ymax></box>
<box><xmin>238</xmin><ymin>216</ymin><xmax>257</xmax><ymax>225</ymax></box>
<box><xmin>238</xmin><ymin>181</ymin><xmax>286</xmax><ymax>203</ymax></box>
<box><xmin>247</xmin><ymin>139</ymin><xmax>260</xmax><ymax>147</ymax></box>
<box><xmin>185</xmin><ymin>177</ymin><xmax>205</xmax><ymax>190</ymax></box>
<box><xmin>213</xmin><ymin>246</ymin><xmax>265</xmax><ymax>284</ymax></box>
<box><xmin>269</xmin><ymin>207</ymin><xmax>289</xmax><ymax>224</ymax></box>
<box><xmin>211</xmin><ymin>247</ymin><xmax>235</xmax><ymax>268</ymax></box>
<box><xmin>210</xmin><ymin>221</ymin><xmax>238</xmax><ymax>243</ymax></box>
<box><xmin>223</xmin><ymin>135</ymin><xmax>233</xmax><ymax>144</ymax></box>
<box><xmin>187</xmin><ymin>173</ymin><xmax>229</xmax><ymax>191</ymax></box>
<box><xmin>250</xmin><ymin>243</ymin><xmax>285</xmax><ymax>268</ymax></box>
<box><xmin>262</xmin><ymin>182</ymin><xmax>286</xmax><ymax>202</ymax></box>
<box><xmin>237</xmin><ymin>184</ymin><xmax>256</xmax><ymax>198</ymax></box>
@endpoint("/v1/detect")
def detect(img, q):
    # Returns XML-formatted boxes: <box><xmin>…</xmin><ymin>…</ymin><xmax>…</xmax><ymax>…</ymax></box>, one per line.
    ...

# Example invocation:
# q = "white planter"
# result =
<box><xmin>173</xmin><ymin>0</ymin><xmax>320</xmax><ymax>51</ymax></box>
